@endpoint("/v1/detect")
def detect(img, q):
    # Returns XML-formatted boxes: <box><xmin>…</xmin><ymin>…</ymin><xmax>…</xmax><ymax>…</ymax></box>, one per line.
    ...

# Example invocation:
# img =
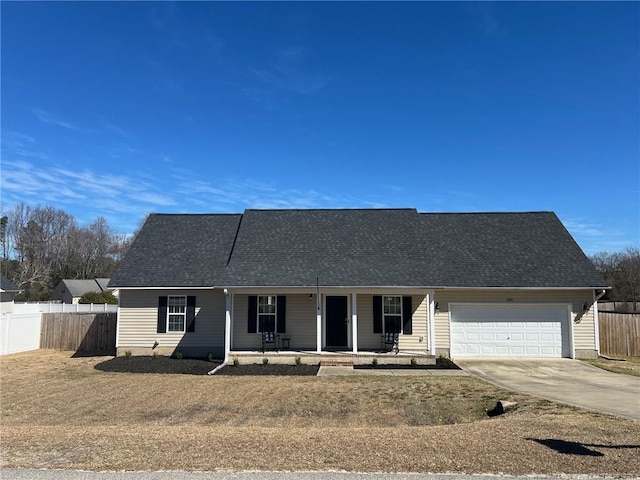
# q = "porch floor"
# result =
<box><xmin>228</xmin><ymin>349</ymin><xmax>435</xmax><ymax>366</ymax></box>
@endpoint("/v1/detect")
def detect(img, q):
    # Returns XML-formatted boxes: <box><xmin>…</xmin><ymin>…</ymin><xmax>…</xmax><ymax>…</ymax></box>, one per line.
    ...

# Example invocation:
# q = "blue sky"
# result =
<box><xmin>1</xmin><ymin>1</ymin><xmax>638</xmax><ymax>254</ymax></box>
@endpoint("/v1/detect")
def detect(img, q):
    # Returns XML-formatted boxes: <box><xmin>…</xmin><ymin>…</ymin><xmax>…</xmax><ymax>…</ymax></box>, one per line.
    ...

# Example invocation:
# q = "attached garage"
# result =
<box><xmin>450</xmin><ymin>303</ymin><xmax>571</xmax><ymax>358</ymax></box>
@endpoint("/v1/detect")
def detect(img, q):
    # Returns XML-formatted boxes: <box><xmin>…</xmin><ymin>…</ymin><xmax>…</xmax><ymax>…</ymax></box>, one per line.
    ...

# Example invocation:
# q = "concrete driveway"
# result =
<box><xmin>454</xmin><ymin>358</ymin><xmax>640</xmax><ymax>420</ymax></box>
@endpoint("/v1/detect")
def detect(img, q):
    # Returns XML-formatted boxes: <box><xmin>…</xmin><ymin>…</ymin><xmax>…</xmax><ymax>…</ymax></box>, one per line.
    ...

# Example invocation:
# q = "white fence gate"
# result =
<box><xmin>0</xmin><ymin>313</ymin><xmax>42</xmax><ymax>355</ymax></box>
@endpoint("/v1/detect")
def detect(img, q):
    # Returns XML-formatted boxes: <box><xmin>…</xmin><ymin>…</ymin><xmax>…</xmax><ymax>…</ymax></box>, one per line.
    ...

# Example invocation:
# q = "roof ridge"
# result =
<box><xmin>419</xmin><ymin>211</ymin><xmax>555</xmax><ymax>215</ymax></box>
<box><xmin>150</xmin><ymin>213</ymin><xmax>242</xmax><ymax>217</ymax></box>
<box><xmin>244</xmin><ymin>208</ymin><xmax>417</xmax><ymax>212</ymax></box>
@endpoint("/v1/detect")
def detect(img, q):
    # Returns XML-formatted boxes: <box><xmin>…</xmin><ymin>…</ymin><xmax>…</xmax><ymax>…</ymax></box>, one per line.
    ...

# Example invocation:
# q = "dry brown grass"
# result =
<box><xmin>1</xmin><ymin>350</ymin><xmax>639</xmax><ymax>475</ymax></box>
<box><xmin>584</xmin><ymin>356</ymin><xmax>640</xmax><ymax>377</ymax></box>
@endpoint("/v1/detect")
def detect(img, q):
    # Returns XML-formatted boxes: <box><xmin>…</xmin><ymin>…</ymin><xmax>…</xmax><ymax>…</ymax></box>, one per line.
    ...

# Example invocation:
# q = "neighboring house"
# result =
<box><xmin>1</xmin><ymin>276</ymin><xmax>21</xmax><ymax>314</ymax></box>
<box><xmin>109</xmin><ymin>209</ymin><xmax>608</xmax><ymax>362</ymax></box>
<box><xmin>53</xmin><ymin>278</ymin><xmax>117</xmax><ymax>304</ymax></box>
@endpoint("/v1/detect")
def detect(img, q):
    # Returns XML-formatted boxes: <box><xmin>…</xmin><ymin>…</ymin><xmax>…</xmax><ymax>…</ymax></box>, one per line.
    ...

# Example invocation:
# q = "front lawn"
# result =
<box><xmin>583</xmin><ymin>356</ymin><xmax>640</xmax><ymax>377</ymax></box>
<box><xmin>1</xmin><ymin>350</ymin><xmax>639</xmax><ymax>475</ymax></box>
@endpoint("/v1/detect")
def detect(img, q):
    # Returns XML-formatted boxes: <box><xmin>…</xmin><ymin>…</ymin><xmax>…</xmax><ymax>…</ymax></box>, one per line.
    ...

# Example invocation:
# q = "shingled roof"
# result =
<box><xmin>109</xmin><ymin>214</ymin><xmax>242</xmax><ymax>287</ymax></box>
<box><xmin>1</xmin><ymin>275</ymin><xmax>20</xmax><ymax>292</ymax></box>
<box><xmin>109</xmin><ymin>209</ymin><xmax>607</xmax><ymax>289</ymax></box>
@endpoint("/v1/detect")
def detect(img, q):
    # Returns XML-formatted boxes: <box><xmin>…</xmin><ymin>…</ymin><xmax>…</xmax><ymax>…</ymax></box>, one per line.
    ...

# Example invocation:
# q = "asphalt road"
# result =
<box><xmin>0</xmin><ymin>470</ymin><xmax>630</xmax><ymax>480</ymax></box>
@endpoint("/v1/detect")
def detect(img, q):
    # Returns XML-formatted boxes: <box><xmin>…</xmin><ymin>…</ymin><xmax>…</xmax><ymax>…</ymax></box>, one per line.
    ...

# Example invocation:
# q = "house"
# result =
<box><xmin>1</xmin><ymin>275</ymin><xmax>21</xmax><ymax>314</ymax></box>
<box><xmin>109</xmin><ymin>209</ymin><xmax>608</xmax><ymax>362</ymax></box>
<box><xmin>53</xmin><ymin>278</ymin><xmax>117</xmax><ymax>304</ymax></box>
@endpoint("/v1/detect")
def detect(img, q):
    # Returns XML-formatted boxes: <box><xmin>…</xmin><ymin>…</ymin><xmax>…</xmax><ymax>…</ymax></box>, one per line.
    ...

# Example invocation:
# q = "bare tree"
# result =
<box><xmin>1</xmin><ymin>202</ymin><xmax>137</xmax><ymax>300</ymax></box>
<box><xmin>590</xmin><ymin>247</ymin><xmax>640</xmax><ymax>310</ymax></box>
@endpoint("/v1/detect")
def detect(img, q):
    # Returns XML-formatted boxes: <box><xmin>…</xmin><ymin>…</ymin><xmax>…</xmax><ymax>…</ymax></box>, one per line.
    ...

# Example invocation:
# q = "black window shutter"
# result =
<box><xmin>402</xmin><ymin>296</ymin><xmax>413</xmax><ymax>335</ymax></box>
<box><xmin>276</xmin><ymin>296</ymin><xmax>286</xmax><ymax>333</ymax></box>
<box><xmin>157</xmin><ymin>296</ymin><xmax>167</xmax><ymax>333</ymax></box>
<box><xmin>186</xmin><ymin>296</ymin><xmax>196</xmax><ymax>332</ymax></box>
<box><xmin>373</xmin><ymin>296</ymin><xmax>382</xmax><ymax>333</ymax></box>
<box><xmin>248</xmin><ymin>296</ymin><xmax>257</xmax><ymax>333</ymax></box>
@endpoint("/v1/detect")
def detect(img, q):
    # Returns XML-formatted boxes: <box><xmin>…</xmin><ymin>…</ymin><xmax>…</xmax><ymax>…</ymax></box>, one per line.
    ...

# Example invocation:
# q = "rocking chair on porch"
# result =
<box><xmin>381</xmin><ymin>331</ymin><xmax>399</xmax><ymax>354</ymax></box>
<box><xmin>262</xmin><ymin>331</ymin><xmax>279</xmax><ymax>353</ymax></box>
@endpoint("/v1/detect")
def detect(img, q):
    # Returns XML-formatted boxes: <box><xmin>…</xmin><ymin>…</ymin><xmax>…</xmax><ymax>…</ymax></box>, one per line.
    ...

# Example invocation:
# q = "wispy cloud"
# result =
<box><xmin>243</xmin><ymin>45</ymin><xmax>333</xmax><ymax>106</ymax></box>
<box><xmin>176</xmin><ymin>176</ymin><xmax>354</xmax><ymax>212</ymax></box>
<box><xmin>562</xmin><ymin>217</ymin><xmax>634</xmax><ymax>254</ymax></box>
<box><xmin>1</xmin><ymin>131</ymin><xmax>49</xmax><ymax>160</ymax></box>
<box><xmin>101</xmin><ymin>121</ymin><xmax>130</xmax><ymax>139</ymax></box>
<box><xmin>0</xmin><ymin>159</ymin><xmax>177</xmax><ymax>229</ymax></box>
<box><xmin>248</xmin><ymin>66</ymin><xmax>332</xmax><ymax>96</ymax></box>
<box><xmin>33</xmin><ymin>108</ymin><xmax>92</xmax><ymax>133</ymax></box>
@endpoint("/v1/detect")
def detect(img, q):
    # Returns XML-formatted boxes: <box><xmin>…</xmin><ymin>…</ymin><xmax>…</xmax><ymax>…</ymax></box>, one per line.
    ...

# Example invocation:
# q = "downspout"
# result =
<box><xmin>208</xmin><ymin>287</ymin><xmax>232</xmax><ymax>375</ymax></box>
<box><xmin>593</xmin><ymin>289</ymin><xmax>607</xmax><ymax>356</ymax></box>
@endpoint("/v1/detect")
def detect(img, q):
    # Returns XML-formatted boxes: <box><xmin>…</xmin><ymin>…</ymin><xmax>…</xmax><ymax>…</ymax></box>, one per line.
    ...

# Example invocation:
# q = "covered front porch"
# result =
<box><xmin>228</xmin><ymin>349</ymin><xmax>436</xmax><ymax>366</ymax></box>
<box><xmin>222</xmin><ymin>288</ymin><xmax>436</xmax><ymax>363</ymax></box>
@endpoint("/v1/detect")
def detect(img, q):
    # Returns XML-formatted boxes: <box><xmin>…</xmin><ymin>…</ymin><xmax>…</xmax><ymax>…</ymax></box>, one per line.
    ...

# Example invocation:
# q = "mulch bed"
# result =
<box><xmin>354</xmin><ymin>358</ymin><xmax>461</xmax><ymax>370</ymax></box>
<box><xmin>94</xmin><ymin>356</ymin><xmax>319</xmax><ymax>375</ymax></box>
<box><xmin>95</xmin><ymin>356</ymin><xmax>220</xmax><ymax>375</ymax></box>
<box><xmin>215</xmin><ymin>364</ymin><xmax>319</xmax><ymax>375</ymax></box>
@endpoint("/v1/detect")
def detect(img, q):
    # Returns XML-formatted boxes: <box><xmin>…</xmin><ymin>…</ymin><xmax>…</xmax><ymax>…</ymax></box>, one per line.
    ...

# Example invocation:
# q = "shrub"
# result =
<box><xmin>152</xmin><ymin>351</ymin><xmax>158</xmax><ymax>360</ymax></box>
<box><xmin>437</xmin><ymin>354</ymin><xmax>457</xmax><ymax>369</ymax></box>
<box><xmin>295</xmin><ymin>356</ymin><xmax>302</xmax><ymax>366</ymax></box>
<box><xmin>174</xmin><ymin>350</ymin><xmax>183</xmax><ymax>360</ymax></box>
<box><xmin>208</xmin><ymin>352</ymin><xmax>215</xmax><ymax>362</ymax></box>
<box><xmin>410</xmin><ymin>358</ymin><xmax>417</xmax><ymax>366</ymax></box>
<box><xmin>262</xmin><ymin>357</ymin><xmax>269</xmax><ymax>366</ymax></box>
<box><xmin>124</xmin><ymin>350</ymin><xmax>132</xmax><ymax>359</ymax></box>
<box><xmin>371</xmin><ymin>358</ymin><xmax>378</xmax><ymax>368</ymax></box>
<box><xmin>233</xmin><ymin>357</ymin><xmax>240</xmax><ymax>366</ymax></box>
<box><xmin>79</xmin><ymin>291</ymin><xmax>118</xmax><ymax>304</ymax></box>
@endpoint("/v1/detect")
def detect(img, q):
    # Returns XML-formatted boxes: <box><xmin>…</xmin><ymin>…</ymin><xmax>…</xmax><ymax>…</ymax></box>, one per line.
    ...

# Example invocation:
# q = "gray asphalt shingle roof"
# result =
<box><xmin>1</xmin><ymin>275</ymin><xmax>20</xmax><ymax>292</ymax></box>
<box><xmin>109</xmin><ymin>209</ymin><xmax>607</xmax><ymax>289</ymax></box>
<box><xmin>109</xmin><ymin>214</ymin><xmax>242</xmax><ymax>288</ymax></box>
<box><xmin>61</xmin><ymin>279</ymin><xmax>107</xmax><ymax>297</ymax></box>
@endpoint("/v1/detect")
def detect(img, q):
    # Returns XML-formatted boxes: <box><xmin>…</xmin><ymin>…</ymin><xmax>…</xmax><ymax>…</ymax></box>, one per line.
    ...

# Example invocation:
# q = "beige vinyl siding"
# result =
<box><xmin>286</xmin><ymin>295</ymin><xmax>318</xmax><ymax>349</ymax></box>
<box><xmin>117</xmin><ymin>289</ymin><xmax>225</xmax><ymax>353</ymax></box>
<box><xmin>398</xmin><ymin>295</ymin><xmax>429</xmax><ymax>352</ymax></box>
<box><xmin>357</xmin><ymin>294</ymin><xmax>429</xmax><ymax>352</ymax></box>
<box><xmin>574</xmin><ymin>304</ymin><xmax>595</xmax><ymax>351</ymax></box>
<box><xmin>356</xmin><ymin>294</ymin><xmax>377</xmax><ymax>349</ymax></box>
<box><xmin>433</xmin><ymin>289</ymin><xmax>596</xmax><ymax>353</ymax></box>
<box><xmin>233</xmin><ymin>294</ymin><xmax>317</xmax><ymax>350</ymax></box>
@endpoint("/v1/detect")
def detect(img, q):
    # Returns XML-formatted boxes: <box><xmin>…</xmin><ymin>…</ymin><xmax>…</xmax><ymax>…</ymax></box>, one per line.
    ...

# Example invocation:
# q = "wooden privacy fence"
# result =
<box><xmin>40</xmin><ymin>312</ymin><xmax>117</xmax><ymax>355</ymax></box>
<box><xmin>598</xmin><ymin>312</ymin><xmax>640</xmax><ymax>357</ymax></box>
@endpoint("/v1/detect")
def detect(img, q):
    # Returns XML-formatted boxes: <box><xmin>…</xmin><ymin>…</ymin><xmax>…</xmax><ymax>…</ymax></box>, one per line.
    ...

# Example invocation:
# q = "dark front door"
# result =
<box><xmin>326</xmin><ymin>296</ymin><xmax>348</xmax><ymax>348</ymax></box>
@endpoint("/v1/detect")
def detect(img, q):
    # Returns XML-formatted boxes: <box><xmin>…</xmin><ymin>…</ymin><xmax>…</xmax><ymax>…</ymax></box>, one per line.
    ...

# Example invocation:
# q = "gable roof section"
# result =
<box><xmin>109</xmin><ymin>209</ymin><xmax>607</xmax><ymax>289</ymax></box>
<box><xmin>60</xmin><ymin>279</ymin><xmax>111</xmax><ymax>297</ymax></box>
<box><xmin>221</xmin><ymin>208</ymin><xmax>427</xmax><ymax>287</ymax></box>
<box><xmin>1</xmin><ymin>275</ymin><xmax>20</xmax><ymax>292</ymax></box>
<box><xmin>109</xmin><ymin>214</ymin><xmax>242</xmax><ymax>288</ymax></box>
<box><xmin>416</xmin><ymin>212</ymin><xmax>606</xmax><ymax>288</ymax></box>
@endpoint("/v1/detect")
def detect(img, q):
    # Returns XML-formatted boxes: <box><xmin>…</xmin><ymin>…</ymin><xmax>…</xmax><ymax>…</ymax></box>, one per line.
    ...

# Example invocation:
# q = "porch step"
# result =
<box><xmin>320</xmin><ymin>358</ymin><xmax>354</xmax><ymax>367</ymax></box>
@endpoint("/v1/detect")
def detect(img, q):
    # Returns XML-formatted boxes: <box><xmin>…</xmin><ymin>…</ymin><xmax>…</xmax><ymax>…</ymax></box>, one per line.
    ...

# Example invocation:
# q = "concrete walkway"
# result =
<box><xmin>317</xmin><ymin>366</ymin><xmax>468</xmax><ymax>376</ymax></box>
<box><xmin>455</xmin><ymin>358</ymin><xmax>640</xmax><ymax>420</ymax></box>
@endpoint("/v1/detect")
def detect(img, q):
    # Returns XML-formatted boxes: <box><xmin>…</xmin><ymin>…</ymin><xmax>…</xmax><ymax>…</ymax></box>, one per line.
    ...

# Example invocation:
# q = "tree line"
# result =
<box><xmin>589</xmin><ymin>247</ymin><xmax>640</xmax><ymax>310</ymax></box>
<box><xmin>1</xmin><ymin>203</ymin><xmax>135</xmax><ymax>301</ymax></box>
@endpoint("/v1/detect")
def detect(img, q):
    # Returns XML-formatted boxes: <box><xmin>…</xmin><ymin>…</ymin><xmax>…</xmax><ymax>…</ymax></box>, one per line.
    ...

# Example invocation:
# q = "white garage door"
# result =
<box><xmin>450</xmin><ymin>304</ymin><xmax>570</xmax><ymax>358</ymax></box>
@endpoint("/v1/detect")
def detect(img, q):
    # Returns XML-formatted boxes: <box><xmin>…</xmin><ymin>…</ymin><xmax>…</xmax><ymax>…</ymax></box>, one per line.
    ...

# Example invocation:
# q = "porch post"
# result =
<box><xmin>316</xmin><ymin>294</ymin><xmax>322</xmax><ymax>353</ymax></box>
<box><xmin>428</xmin><ymin>290</ymin><xmax>436</xmax><ymax>354</ymax></box>
<box><xmin>351</xmin><ymin>293</ymin><xmax>358</xmax><ymax>353</ymax></box>
<box><xmin>224</xmin><ymin>289</ymin><xmax>232</xmax><ymax>363</ymax></box>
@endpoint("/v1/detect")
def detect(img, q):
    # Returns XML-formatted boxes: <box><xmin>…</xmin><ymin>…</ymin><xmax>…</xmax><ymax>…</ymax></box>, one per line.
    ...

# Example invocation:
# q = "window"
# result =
<box><xmin>167</xmin><ymin>295</ymin><xmax>186</xmax><ymax>332</ymax></box>
<box><xmin>258</xmin><ymin>295</ymin><xmax>277</xmax><ymax>332</ymax></box>
<box><xmin>383</xmin><ymin>296</ymin><xmax>402</xmax><ymax>333</ymax></box>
